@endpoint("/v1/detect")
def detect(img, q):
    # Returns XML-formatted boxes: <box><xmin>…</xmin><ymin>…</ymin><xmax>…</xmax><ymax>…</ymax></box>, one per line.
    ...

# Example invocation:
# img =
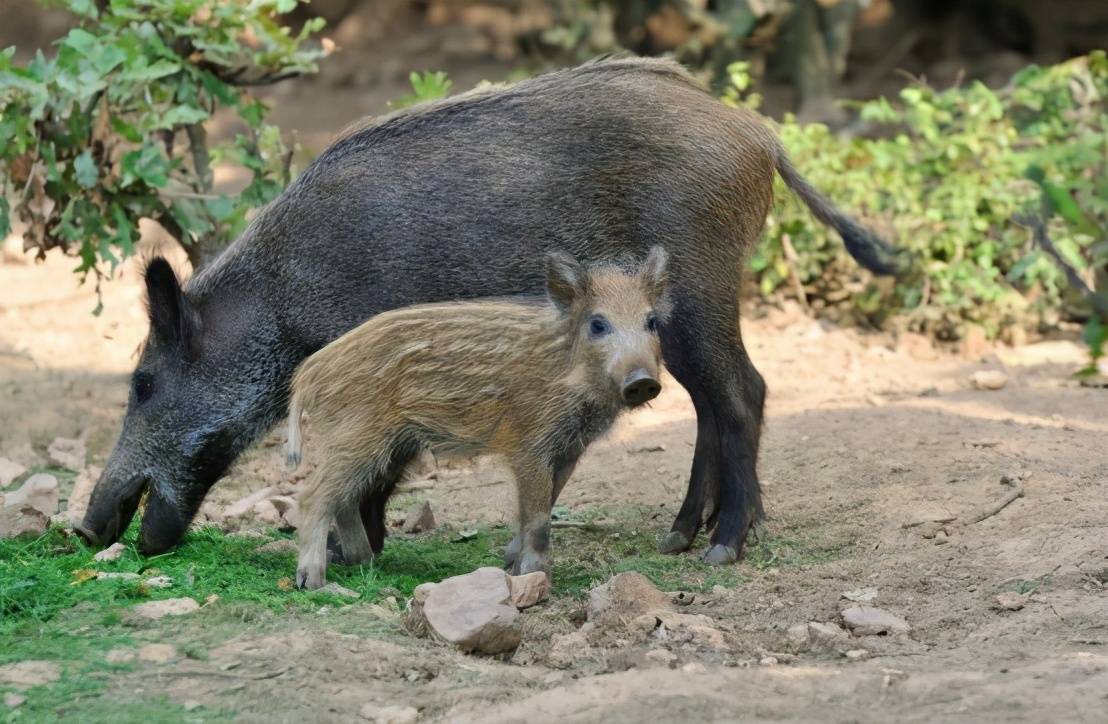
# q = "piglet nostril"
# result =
<box><xmin>622</xmin><ymin>371</ymin><xmax>662</xmax><ymax>406</ymax></box>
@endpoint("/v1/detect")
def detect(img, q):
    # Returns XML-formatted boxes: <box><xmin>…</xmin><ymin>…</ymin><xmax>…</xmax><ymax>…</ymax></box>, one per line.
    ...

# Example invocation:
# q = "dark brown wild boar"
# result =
<box><xmin>286</xmin><ymin>249</ymin><xmax>668</xmax><ymax>589</ymax></box>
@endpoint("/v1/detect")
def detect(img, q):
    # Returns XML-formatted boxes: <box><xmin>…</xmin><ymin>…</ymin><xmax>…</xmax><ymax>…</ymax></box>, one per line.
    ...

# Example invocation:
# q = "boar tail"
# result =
<box><xmin>286</xmin><ymin>389</ymin><xmax>303</xmax><ymax>470</ymax></box>
<box><xmin>775</xmin><ymin>152</ymin><xmax>908</xmax><ymax>276</ymax></box>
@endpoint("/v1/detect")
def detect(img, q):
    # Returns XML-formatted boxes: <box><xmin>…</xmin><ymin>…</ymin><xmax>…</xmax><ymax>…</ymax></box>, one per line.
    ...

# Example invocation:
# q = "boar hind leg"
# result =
<box><xmin>659</xmin><ymin>296</ymin><xmax>765</xmax><ymax>565</ymax></box>
<box><xmin>509</xmin><ymin>457</ymin><xmax>556</xmax><ymax>576</ymax></box>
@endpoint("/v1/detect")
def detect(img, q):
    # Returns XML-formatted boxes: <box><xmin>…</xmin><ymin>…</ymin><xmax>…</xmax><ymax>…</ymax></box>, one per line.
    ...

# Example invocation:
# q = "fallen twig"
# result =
<box><xmin>962</xmin><ymin>486</ymin><xmax>1024</xmax><ymax>526</ymax></box>
<box><xmin>156</xmin><ymin>667</ymin><xmax>289</xmax><ymax>681</ymax></box>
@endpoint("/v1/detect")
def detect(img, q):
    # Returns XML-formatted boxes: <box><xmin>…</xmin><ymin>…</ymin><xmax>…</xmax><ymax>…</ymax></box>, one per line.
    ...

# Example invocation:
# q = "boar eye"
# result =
<box><xmin>588</xmin><ymin>315</ymin><xmax>611</xmax><ymax>339</ymax></box>
<box><xmin>133</xmin><ymin>373</ymin><xmax>154</xmax><ymax>404</ymax></box>
<box><xmin>646</xmin><ymin>313</ymin><xmax>659</xmax><ymax>333</ymax></box>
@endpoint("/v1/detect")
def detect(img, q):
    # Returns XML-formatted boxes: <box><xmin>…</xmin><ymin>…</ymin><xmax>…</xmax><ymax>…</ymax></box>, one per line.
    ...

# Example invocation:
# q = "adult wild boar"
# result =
<box><xmin>79</xmin><ymin>57</ymin><xmax>901</xmax><ymax>562</ymax></box>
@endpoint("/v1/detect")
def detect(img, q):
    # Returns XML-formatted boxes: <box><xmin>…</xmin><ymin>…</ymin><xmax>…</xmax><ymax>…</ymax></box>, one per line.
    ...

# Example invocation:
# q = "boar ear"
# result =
<box><xmin>546</xmin><ymin>251</ymin><xmax>586</xmax><ymax>311</ymax></box>
<box><xmin>640</xmin><ymin>246</ymin><xmax>669</xmax><ymax>302</ymax></box>
<box><xmin>144</xmin><ymin>257</ymin><xmax>199</xmax><ymax>351</ymax></box>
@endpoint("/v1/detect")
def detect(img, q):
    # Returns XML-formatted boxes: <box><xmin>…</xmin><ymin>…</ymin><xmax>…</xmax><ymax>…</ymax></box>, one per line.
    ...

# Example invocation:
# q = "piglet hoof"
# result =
<box><xmin>658</xmin><ymin>530</ymin><xmax>692</xmax><ymax>555</ymax></box>
<box><xmin>295</xmin><ymin>566</ymin><xmax>325</xmax><ymax>590</ymax></box>
<box><xmin>701</xmin><ymin>544</ymin><xmax>738</xmax><ymax>566</ymax></box>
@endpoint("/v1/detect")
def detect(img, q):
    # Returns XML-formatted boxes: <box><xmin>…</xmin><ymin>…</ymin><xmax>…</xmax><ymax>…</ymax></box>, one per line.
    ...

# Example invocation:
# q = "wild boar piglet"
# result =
<box><xmin>287</xmin><ymin>247</ymin><xmax>670</xmax><ymax>589</ymax></box>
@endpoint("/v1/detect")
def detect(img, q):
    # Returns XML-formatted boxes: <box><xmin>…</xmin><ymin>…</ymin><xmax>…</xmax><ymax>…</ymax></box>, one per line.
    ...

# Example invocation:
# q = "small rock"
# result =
<box><xmin>401</xmin><ymin>501</ymin><xmax>436</xmax><ymax>534</ymax></box>
<box><xmin>994</xmin><ymin>591</ymin><xmax>1026</xmax><ymax>611</ymax></box>
<box><xmin>0</xmin><ymin>505</ymin><xmax>49</xmax><ymax>539</ymax></box>
<box><xmin>94</xmin><ymin>542</ymin><xmax>127</xmax><ymax>562</ymax></box>
<box><xmin>129</xmin><ymin>597</ymin><xmax>200</xmax><ymax>621</ymax></box>
<box><xmin>144</xmin><ymin>575</ymin><xmax>173</xmax><ymax>589</ymax></box>
<box><xmin>1000</xmin><ymin>470</ymin><xmax>1031</xmax><ymax>486</ymax></box>
<box><xmin>546</xmin><ymin>630</ymin><xmax>590</xmax><ymax>669</ymax></box>
<box><xmin>98</xmin><ymin>572</ymin><xmax>140</xmax><ymax>582</ymax></box>
<box><xmin>786</xmin><ymin>623</ymin><xmax>809</xmax><ymax>648</ymax></box>
<box><xmin>841</xmin><ymin>605</ymin><xmax>910</xmax><ymax>636</ymax></box>
<box><xmin>640</xmin><ymin>611</ymin><xmax>728</xmax><ymax>650</ymax></box>
<box><xmin>970</xmin><ymin>370</ymin><xmax>1008</xmax><ymax>391</ymax></box>
<box><xmin>759</xmin><ymin>656</ymin><xmax>779</xmax><ymax>666</ymax></box>
<box><xmin>105</xmin><ymin>648</ymin><xmax>135</xmax><ymax>664</ymax></box>
<box><xmin>0</xmin><ymin>458</ymin><xmax>26</xmax><ymax>488</ymax></box>
<box><xmin>0</xmin><ymin>660</ymin><xmax>60</xmax><ymax>689</ymax></box>
<box><xmin>359</xmin><ymin>703</ymin><xmax>419</xmax><ymax>724</ymax></box>
<box><xmin>65</xmin><ymin>466</ymin><xmax>100</xmax><ymax>523</ymax></box>
<box><xmin>254</xmin><ymin>538</ymin><xmax>297</xmax><ymax>555</ymax></box>
<box><xmin>223</xmin><ymin>486</ymin><xmax>281</xmax><ymax>519</ymax></box>
<box><xmin>4</xmin><ymin>693</ymin><xmax>26</xmax><ymax>708</ymax></box>
<box><xmin>47</xmin><ymin>437</ymin><xmax>86</xmax><ymax>470</ymax></box>
<box><xmin>630</xmin><ymin>444</ymin><xmax>666</xmax><ymax>454</ymax></box>
<box><xmin>268</xmin><ymin>495</ymin><xmax>299</xmax><ymax>529</ymax></box>
<box><xmin>507</xmin><ymin>571</ymin><xmax>549</xmax><ymax>609</ymax></box>
<box><xmin>138</xmin><ymin>643</ymin><xmax>177</xmax><ymax>663</ymax></box>
<box><xmin>645</xmin><ymin>648</ymin><xmax>677</xmax><ymax>666</ymax></box>
<box><xmin>2</xmin><ymin>473</ymin><xmax>59</xmax><ymax>517</ymax></box>
<box><xmin>418</xmin><ymin>567</ymin><xmax>520</xmax><ymax>654</ymax></box>
<box><xmin>587</xmin><ymin>571</ymin><xmax>671</xmax><ymax>625</ymax></box>
<box><xmin>253</xmin><ymin>499</ymin><xmax>283</xmax><ymax>527</ymax></box>
<box><xmin>317</xmin><ymin>582</ymin><xmax>361</xmax><ymax>599</ymax></box>
<box><xmin>681</xmin><ymin>662</ymin><xmax>707</xmax><ymax>674</ymax></box>
<box><xmin>841</xmin><ymin>587</ymin><xmax>878</xmax><ymax>604</ymax></box>
<box><xmin>845</xmin><ymin>649</ymin><xmax>870</xmax><ymax>661</ymax></box>
<box><xmin>808</xmin><ymin>621</ymin><xmax>850</xmax><ymax>648</ymax></box>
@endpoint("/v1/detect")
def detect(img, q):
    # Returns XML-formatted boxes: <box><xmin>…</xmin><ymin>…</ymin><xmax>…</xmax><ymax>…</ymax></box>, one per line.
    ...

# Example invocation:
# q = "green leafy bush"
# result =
<box><xmin>0</xmin><ymin>0</ymin><xmax>327</xmax><ymax>307</ymax></box>
<box><xmin>747</xmin><ymin>52</ymin><xmax>1107</xmax><ymax>347</ymax></box>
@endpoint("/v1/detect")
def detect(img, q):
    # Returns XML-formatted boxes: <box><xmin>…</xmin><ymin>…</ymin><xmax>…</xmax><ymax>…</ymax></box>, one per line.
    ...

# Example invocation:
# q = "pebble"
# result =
<box><xmin>995</xmin><ymin>591</ymin><xmax>1026</xmax><ymax>611</ymax></box>
<box><xmin>681</xmin><ymin>662</ymin><xmax>707</xmax><ymax>674</ymax></box>
<box><xmin>2</xmin><ymin>473</ymin><xmax>59</xmax><ymax>517</ymax></box>
<box><xmin>94</xmin><ymin>542</ymin><xmax>127</xmax><ymax>562</ymax></box>
<box><xmin>507</xmin><ymin>571</ymin><xmax>549</xmax><ymax>609</ymax></box>
<box><xmin>759</xmin><ymin>656</ymin><xmax>779</xmax><ymax>666</ymax></box>
<box><xmin>845</xmin><ymin>649</ymin><xmax>870</xmax><ymax>661</ymax></box>
<box><xmin>0</xmin><ymin>458</ymin><xmax>26</xmax><ymax>488</ymax></box>
<box><xmin>401</xmin><ymin>501</ymin><xmax>436</xmax><ymax>534</ymax></box>
<box><xmin>254</xmin><ymin>538</ymin><xmax>297</xmax><ymax>555</ymax></box>
<box><xmin>47</xmin><ymin>437</ymin><xmax>86</xmax><ymax>470</ymax></box>
<box><xmin>0</xmin><ymin>505</ymin><xmax>49</xmax><ymax>539</ymax></box>
<box><xmin>841</xmin><ymin>605</ymin><xmax>911</xmax><ymax>636</ymax></box>
<box><xmin>317</xmin><ymin>582</ymin><xmax>361</xmax><ymax>599</ymax></box>
<box><xmin>970</xmin><ymin>370</ymin><xmax>1008</xmax><ymax>390</ymax></box>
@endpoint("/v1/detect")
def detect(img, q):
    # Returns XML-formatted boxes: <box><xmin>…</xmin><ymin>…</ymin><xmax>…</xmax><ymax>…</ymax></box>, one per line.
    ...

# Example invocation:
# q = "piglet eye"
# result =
<box><xmin>646</xmin><ymin>313</ymin><xmax>659</xmax><ymax>333</ymax></box>
<box><xmin>588</xmin><ymin>315</ymin><xmax>611</xmax><ymax>338</ymax></box>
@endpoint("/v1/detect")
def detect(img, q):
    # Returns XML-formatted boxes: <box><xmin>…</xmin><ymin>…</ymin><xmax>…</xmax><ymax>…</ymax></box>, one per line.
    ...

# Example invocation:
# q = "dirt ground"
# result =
<box><xmin>3</xmin><ymin>239</ymin><xmax>1107</xmax><ymax>722</ymax></box>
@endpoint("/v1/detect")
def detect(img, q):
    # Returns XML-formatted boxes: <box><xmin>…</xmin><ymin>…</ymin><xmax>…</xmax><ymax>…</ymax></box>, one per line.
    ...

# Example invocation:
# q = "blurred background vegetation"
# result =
<box><xmin>0</xmin><ymin>0</ymin><xmax>1105</xmax><ymax>369</ymax></box>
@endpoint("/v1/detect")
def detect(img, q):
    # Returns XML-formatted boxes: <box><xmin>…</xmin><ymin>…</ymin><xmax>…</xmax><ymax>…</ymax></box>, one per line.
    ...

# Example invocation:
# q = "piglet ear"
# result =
<box><xmin>545</xmin><ymin>250</ymin><xmax>586</xmax><ymax>312</ymax></box>
<box><xmin>639</xmin><ymin>245</ymin><xmax>669</xmax><ymax>302</ymax></box>
<box><xmin>144</xmin><ymin>257</ymin><xmax>198</xmax><ymax>351</ymax></box>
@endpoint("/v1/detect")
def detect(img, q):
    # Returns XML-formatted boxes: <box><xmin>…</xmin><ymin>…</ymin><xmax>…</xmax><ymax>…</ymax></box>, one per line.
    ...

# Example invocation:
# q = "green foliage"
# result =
<box><xmin>751</xmin><ymin>53</ymin><xmax>1108</xmax><ymax>347</ymax></box>
<box><xmin>390</xmin><ymin>70</ymin><xmax>453</xmax><ymax>109</ymax></box>
<box><xmin>0</xmin><ymin>0</ymin><xmax>327</xmax><ymax>305</ymax></box>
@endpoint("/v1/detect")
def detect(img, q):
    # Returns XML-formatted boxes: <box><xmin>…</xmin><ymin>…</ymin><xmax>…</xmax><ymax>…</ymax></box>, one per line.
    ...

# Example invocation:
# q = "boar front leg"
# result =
<box><xmin>509</xmin><ymin>456</ymin><xmax>556</xmax><ymax>575</ymax></box>
<box><xmin>504</xmin><ymin>455</ymin><xmax>579</xmax><ymax>570</ymax></box>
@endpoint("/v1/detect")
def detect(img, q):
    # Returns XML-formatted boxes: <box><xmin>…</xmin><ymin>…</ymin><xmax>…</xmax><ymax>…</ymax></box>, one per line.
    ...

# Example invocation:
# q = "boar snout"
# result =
<box><xmin>622</xmin><ymin>369</ymin><xmax>661</xmax><ymax>406</ymax></box>
<box><xmin>77</xmin><ymin>474</ymin><xmax>146</xmax><ymax>548</ymax></box>
<box><xmin>137</xmin><ymin>487</ymin><xmax>192</xmax><ymax>555</ymax></box>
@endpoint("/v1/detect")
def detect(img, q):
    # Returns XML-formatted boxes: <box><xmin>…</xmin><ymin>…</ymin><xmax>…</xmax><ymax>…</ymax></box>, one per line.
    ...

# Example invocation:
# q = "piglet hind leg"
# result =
<box><xmin>334</xmin><ymin>504</ymin><xmax>373</xmax><ymax>566</ymax></box>
<box><xmin>509</xmin><ymin>457</ymin><xmax>556</xmax><ymax>576</ymax></box>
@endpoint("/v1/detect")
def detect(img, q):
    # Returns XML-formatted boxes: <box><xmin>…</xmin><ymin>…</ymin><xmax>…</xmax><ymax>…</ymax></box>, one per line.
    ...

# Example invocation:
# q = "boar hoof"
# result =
<box><xmin>658</xmin><ymin>531</ymin><xmax>692</xmax><ymax>555</ymax></box>
<box><xmin>701</xmin><ymin>544</ymin><xmax>738</xmax><ymax>566</ymax></box>
<box><xmin>295</xmin><ymin>566</ymin><xmax>325</xmax><ymax>590</ymax></box>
